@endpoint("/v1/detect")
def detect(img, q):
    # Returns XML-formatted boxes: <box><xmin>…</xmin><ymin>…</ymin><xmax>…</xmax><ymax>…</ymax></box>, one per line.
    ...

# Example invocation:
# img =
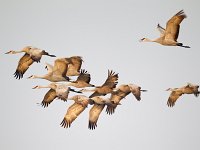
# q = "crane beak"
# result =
<box><xmin>27</xmin><ymin>75</ymin><xmax>33</xmax><ymax>79</ymax></box>
<box><xmin>140</xmin><ymin>89</ymin><xmax>147</xmax><ymax>92</ymax></box>
<box><xmin>5</xmin><ymin>51</ymin><xmax>11</xmax><ymax>54</ymax></box>
<box><xmin>32</xmin><ymin>86</ymin><xmax>39</xmax><ymax>89</ymax></box>
<box><xmin>139</xmin><ymin>38</ymin><xmax>147</xmax><ymax>42</ymax></box>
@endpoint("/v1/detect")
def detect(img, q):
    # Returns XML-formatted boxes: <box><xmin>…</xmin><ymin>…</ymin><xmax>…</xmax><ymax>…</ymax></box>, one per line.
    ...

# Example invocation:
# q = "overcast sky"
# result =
<box><xmin>1</xmin><ymin>0</ymin><xmax>200</xmax><ymax>150</ymax></box>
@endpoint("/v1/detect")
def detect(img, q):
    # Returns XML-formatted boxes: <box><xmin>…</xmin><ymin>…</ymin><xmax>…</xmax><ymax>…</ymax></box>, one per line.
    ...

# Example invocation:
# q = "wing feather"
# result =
<box><xmin>76</xmin><ymin>69</ymin><xmax>91</xmax><ymax>83</ymax></box>
<box><xmin>53</xmin><ymin>58</ymin><xmax>69</xmax><ymax>77</ymax></box>
<box><xmin>14</xmin><ymin>53</ymin><xmax>34</xmax><ymax>79</ymax></box>
<box><xmin>165</xmin><ymin>10</ymin><xmax>187</xmax><ymax>41</ymax></box>
<box><xmin>41</xmin><ymin>89</ymin><xmax>57</xmax><ymax>108</ymax></box>
<box><xmin>167</xmin><ymin>91</ymin><xmax>183</xmax><ymax>107</ymax></box>
<box><xmin>106</xmin><ymin>88</ymin><xmax>130</xmax><ymax>115</ymax></box>
<box><xmin>67</xmin><ymin>56</ymin><xmax>83</xmax><ymax>76</ymax></box>
<box><xmin>102</xmin><ymin>70</ymin><xmax>118</xmax><ymax>88</ymax></box>
<box><xmin>88</xmin><ymin>104</ymin><xmax>105</xmax><ymax>130</ymax></box>
<box><xmin>60</xmin><ymin>101</ymin><xmax>88</xmax><ymax>128</ymax></box>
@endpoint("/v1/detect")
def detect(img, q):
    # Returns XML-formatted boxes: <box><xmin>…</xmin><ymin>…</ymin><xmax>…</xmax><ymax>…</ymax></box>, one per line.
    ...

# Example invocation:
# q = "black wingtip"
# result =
<box><xmin>13</xmin><ymin>70</ymin><xmax>23</xmax><ymax>80</ymax></box>
<box><xmin>88</xmin><ymin>121</ymin><xmax>97</xmax><ymax>130</ymax></box>
<box><xmin>41</xmin><ymin>101</ymin><xmax>50</xmax><ymax>108</ymax></box>
<box><xmin>60</xmin><ymin>118</ymin><xmax>71</xmax><ymax>128</ymax></box>
<box><xmin>106</xmin><ymin>107</ymin><xmax>115</xmax><ymax>115</ymax></box>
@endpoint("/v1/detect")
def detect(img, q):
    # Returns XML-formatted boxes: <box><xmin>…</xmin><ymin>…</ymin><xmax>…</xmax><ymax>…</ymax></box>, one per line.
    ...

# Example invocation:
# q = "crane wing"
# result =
<box><xmin>102</xmin><ymin>70</ymin><xmax>118</xmax><ymax>88</ymax></box>
<box><xmin>76</xmin><ymin>69</ymin><xmax>91</xmax><ymax>83</ymax></box>
<box><xmin>165</xmin><ymin>10</ymin><xmax>187</xmax><ymax>41</ymax></box>
<box><xmin>67</xmin><ymin>56</ymin><xmax>83</xmax><ymax>76</ymax></box>
<box><xmin>60</xmin><ymin>101</ymin><xmax>88</xmax><ymax>128</ymax></box>
<box><xmin>14</xmin><ymin>53</ymin><xmax>34</xmax><ymax>79</ymax></box>
<box><xmin>167</xmin><ymin>91</ymin><xmax>183</xmax><ymax>107</ymax></box>
<box><xmin>41</xmin><ymin>89</ymin><xmax>57</xmax><ymax>108</ymax></box>
<box><xmin>88</xmin><ymin>103</ymin><xmax>105</xmax><ymax>130</ymax></box>
<box><xmin>106</xmin><ymin>88</ymin><xmax>130</xmax><ymax>115</ymax></box>
<box><xmin>105</xmin><ymin>104</ymin><xmax>117</xmax><ymax>115</ymax></box>
<box><xmin>53</xmin><ymin>58</ymin><xmax>69</xmax><ymax>77</ymax></box>
<box><xmin>110</xmin><ymin>89</ymin><xmax>130</xmax><ymax>104</ymax></box>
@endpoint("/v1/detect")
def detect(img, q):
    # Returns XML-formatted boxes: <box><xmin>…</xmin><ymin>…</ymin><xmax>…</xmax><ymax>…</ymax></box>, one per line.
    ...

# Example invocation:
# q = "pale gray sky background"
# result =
<box><xmin>1</xmin><ymin>0</ymin><xmax>200</xmax><ymax>150</ymax></box>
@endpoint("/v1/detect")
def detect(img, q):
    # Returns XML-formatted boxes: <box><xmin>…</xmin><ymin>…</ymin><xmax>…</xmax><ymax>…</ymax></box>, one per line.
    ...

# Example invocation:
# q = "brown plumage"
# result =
<box><xmin>28</xmin><ymin>58</ymin><xmax>71</xmax><ymax>82</ymax></box>
<box><xmin>140</xmin><ymin>10</ymin><xmax>190</xmax><ymax>48</ymax></box>
<box><xmin>88</xmin><ymin>70</ymin><xmax>118</xmax><ymax>98</ymax></box>
<box><xmin>167</xmin><ymin>88</ymin><xmax>183</xmax><ymax>107</ymax></box>
<box><xmin>60</xmin><ymin>99</ymin><xmax>89</xmax><ymax>128</ymax></box>
<box><xmin>66</xmin><ymin>69</ymin><xmax>95</xmax><ymax>88</ymax></box>
<box><xmin>5</xmin><ymin>46</ymin><xmax>56</xmax><ymax>79</ymax></box>
<box><xmin>33</xmin><ymin>83</ymin><xmax>81</xmax><ymax>108</ymax></box>
<box><xmin>106</xmin><ymin>84</ymin><xmax>147</xmax><ymax>115</ymax></box>
<box><xmin>40</xmin><ymin>89</ymin><xmax>58</xmax><ymax>108</ymax></box>
<box><xmin>181</xmin><ymin>83</ymin><xmax>200</xmax><ymax>97</ymax></box>
<box><xmin>88</xmin><ymin>103</ymin><xmax>105</xmax><ymax>130</ymax></box>
<box><xmin>14</xmin><ymin>53</ymin><xmax>34</xmax><ymax>79</ymax></box>
<box><xmin>166</xmin><ymin>83</ymin><xmax>199</xmax><ymax>107</ymax></box>
<box><xmin>66</xmin><ymin>56</ymin><xmax>83</xmax><ymax>76</ymax></box>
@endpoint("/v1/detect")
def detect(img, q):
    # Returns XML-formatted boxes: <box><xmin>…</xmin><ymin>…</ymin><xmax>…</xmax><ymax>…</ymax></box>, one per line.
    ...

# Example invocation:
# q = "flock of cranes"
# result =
<box><xmin>5</xmin><ymin>10</ymin><xmax>200</xmax><ymax>129</ymax></box>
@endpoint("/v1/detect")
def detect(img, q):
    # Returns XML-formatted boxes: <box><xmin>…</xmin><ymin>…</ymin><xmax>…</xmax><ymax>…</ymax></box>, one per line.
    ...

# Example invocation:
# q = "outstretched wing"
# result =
<box><xmin>53</xmin><ymin>58</ymin><xmax>69</xmax><ymax>77</ymax></box>
<box><xmin>67</xmin><ymin>56</ymin><xmax>83</xmax><ymax>76</ymax></box>
<box><xmin>106</xmin><ymin>88</ymin><xmax>130</xmax><ymax>115</ymax></box>
<box><xmin>76</xmin><ymin>69</ymin><xmax>91</xmax><ymax>83</ymax></box>
<box><xmin>105</xmin><ymin>104</ymin><xmax>117</xmax><ymax>115</ymax></box>
<box><xmin>110</xmin><ymin>89</ymin><xmax>130</xmax><ymax>104</ymax></box>
<box><xmin>102</xmin><ymin>70</ymin><xmax>118</xmax><ymax>88</ymax></box>
<box><xmin>41</xmin><ymin>89</ymin><xmax>57</xmax><ymax>108</ymax></box>
<box><xmin>165</xmin><ymin>10</ymin><xmax>187</xmax><ymax>41</ymax></box>
<box><xmin>89</xmin><ymin>70</ymin><xmax>118</xmax><ymax>98</ymax></box>
<box><xmin>60</xmin><ymin>101</ymin><xmax>88</xmax><ymax>128</ymax></box>
<box><xmin>167</xmin><ymin>91</ymin><xmax>183</xmax><ymax>107</ymax></box>
<box><xmin>88</xmin><ymin>103</ymin><xmax>105</xmax><ymax>130</ymax></box>
<box><xmin>14</xmin><ymin>53</ymin><xmax>34</xmax><ymax>79</ymax></box>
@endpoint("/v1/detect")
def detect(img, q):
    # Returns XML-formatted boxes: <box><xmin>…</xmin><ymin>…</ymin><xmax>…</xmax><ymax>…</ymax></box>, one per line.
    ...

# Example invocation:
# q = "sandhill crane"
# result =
<box><xmin>166</xmin><ymin>83</ymin><xmax>200</xmax><ymax>107</ymax></box>
<box><xmin>80</xmin><ymin>70</ymin><xmax>118</xmax><ymax>98</ymax></box>
<box><xmin>60</xmin><ymin>95</ymin><xmax>90</xmax><ymax>128</ymax></box>
<box><xmin>64</xmin><ymin>69</ymin><xmax>95</xmax><ymax>88</ymax></box>
<box><xmin>66</xmin><ymin>56</ymin><xmax>83</xmax><ymax>76</ymax></box>
<box><xmin>28</xmin><ymin>58</ymin><xmax>71</xmax><ymax>82</ymax></box>
<box><xmin>106</xmin><ymin>84</ymin><xmax>147</xmax><ymax>115</ymax></box>
<box><xmin>5</xmin><ymin>46</ymin><xmax>56</xmax><ymax>79</ymax></box>
<box><xmin>140</xmin><ymin>10</ymin><xmax>190</xmax><ymax>48</ymax></box>
<box><xmin>166</xmin><ymin>88</ymin><xmax>184</xmax><ymax>107</ymax></box>
<box><xmin>32</xmin><ymin>83</ymin><xmax>81</xmax><ymax>107</ymax></box>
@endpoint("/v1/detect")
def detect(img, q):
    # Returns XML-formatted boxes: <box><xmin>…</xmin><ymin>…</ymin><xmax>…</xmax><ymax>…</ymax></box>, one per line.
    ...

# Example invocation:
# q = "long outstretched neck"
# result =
<box><xmin>140</xmin><ymin>38</ymin><xmax>155</xmax><ymax>42</ymax></box>
<box><xmin>28</xmin><ymin>75</ymin><xmax>46</xmax><ymax>79</ymax></box>
<box><xmin>80</xmin><ymin>88</ymin><xmax>95</xmax><ymax>92</ymax></box>
<box><xmin>32</xmin><ymin>85</ymin><xmax>51</xmax><ymax>89</ymax></box>
<box><xmin>5</xmin><ymin>50</ymin><xmax>24</xmax><ymax>54</ymax></box>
